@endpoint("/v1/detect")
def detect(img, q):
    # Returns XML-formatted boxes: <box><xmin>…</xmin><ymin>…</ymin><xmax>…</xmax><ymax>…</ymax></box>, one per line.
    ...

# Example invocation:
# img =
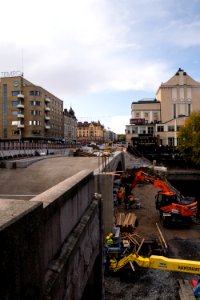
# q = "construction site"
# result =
<box><xmin>104</xmin><ymin>165</ymin><xmax>200</xmax><ymax>300</ymax></box>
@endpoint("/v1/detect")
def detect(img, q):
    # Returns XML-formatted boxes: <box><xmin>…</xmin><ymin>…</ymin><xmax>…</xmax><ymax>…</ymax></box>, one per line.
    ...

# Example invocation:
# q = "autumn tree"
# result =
<box><xmin>177</xmin><ymin>112</ymin><xmax>200</xmax><ymax>166</ymax></box>
<box><xmin>117</xmin><ymin>134</ymin><xmax>125</xmax><ymax>142</ymax></box>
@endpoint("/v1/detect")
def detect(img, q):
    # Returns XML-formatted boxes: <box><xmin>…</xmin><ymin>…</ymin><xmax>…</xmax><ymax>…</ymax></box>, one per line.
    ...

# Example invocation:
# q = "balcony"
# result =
<box><xmin>17</xmin><ymin>103</ymin><xmax>24</xmax><ymax>109</ymax></box>
<box><xmin>45</xmin><ymin>106</ymin><xmax>50</xmax><ymax>111</ymax></box>
<box><xmin>17</xmin><ymin>113</ymin><xmax>24</xmax><ymax>118</ymax></box>
<box><xmin>17</xmin><ymin>124</ymin><xmax>25</xmax><ymax>128</ymax></box>
<box><xmin>45</xmin><ymin>125</ymin><xmax>51</xmax><ymax>129</ymax></box>
<box><xmin>17</xmin><ymin>93</ymin><xmax>24</xmax><ymax>99</ymax></box>
<box><xmin>45</xmin><ymin>115</ymin><xmax>50</xmax><ymax>120</ymax></box>
<box><xmin>45</xmin><ymin>97</ymin><xmax>51</xmax><ymax>103</ymax></box>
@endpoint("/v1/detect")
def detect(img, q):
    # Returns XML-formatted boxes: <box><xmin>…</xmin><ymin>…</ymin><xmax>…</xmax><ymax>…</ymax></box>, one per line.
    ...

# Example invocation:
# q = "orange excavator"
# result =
<box><xmin>131</xmin><ymin>170</ymin><xmax>197</xmax><ymax>227</ymax></box>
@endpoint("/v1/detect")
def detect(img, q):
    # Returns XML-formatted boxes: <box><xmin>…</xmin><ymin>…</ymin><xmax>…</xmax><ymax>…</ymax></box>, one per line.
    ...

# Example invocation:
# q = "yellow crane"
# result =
<box><xmin>109</xmin><ymin>252</ymin><xmax>200</xmax><ymax>274</ymax></box>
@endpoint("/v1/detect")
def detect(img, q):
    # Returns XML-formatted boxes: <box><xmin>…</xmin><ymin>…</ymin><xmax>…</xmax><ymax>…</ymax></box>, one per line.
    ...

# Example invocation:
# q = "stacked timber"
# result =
<box><xmin>115</xmin><ymin>211</ymin><xmax>137</xmax><ymax>233</ymax></box>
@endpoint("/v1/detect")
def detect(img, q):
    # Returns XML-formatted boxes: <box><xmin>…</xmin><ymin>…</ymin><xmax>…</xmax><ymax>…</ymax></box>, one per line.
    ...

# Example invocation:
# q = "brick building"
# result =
<box><xmin>0</xmin><ymin>73</ymin><xmax>63</xmax><ymax>142</ymax></box>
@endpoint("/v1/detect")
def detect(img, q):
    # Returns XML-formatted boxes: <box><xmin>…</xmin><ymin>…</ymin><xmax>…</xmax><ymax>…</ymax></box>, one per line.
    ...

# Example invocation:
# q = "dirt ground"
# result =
<box><xmin>105</xmin><ymin>182</ymin><xmax>200</xmax><ymax>300</ymax></box>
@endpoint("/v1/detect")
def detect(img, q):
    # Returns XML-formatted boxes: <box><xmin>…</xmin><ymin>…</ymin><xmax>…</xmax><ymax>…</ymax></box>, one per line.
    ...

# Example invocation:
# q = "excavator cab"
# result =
<box><xmin>155</xmin><ymin>192</ymin><xmax>178</xmax><ymax>210</ymax></box>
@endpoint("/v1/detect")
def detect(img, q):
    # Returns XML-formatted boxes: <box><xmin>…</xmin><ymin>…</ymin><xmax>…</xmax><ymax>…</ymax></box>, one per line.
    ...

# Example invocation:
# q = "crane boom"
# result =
<box><xmin>109</xmin><ymin>253</ymin><xmax>200</xmax><ymax>274</ymax></box>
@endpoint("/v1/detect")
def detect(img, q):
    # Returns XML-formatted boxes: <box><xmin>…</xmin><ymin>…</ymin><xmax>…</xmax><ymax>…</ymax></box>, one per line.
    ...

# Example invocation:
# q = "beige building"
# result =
<box><xmin>126</xmin><ymin>68</ymin><xmax>200</xmax><ymax>146</ymax></box>
<box><xmin>63</xmin><ymin>108</ymin><xmax>77</xmax><ymax>143</ymax></box>
<box><xmin>77</xmin><ymin>121</ymin><xmax>104</xmax><ymax>144</ymax></box>
<box><xmin>0</xmin><ymin>73</ymin><xmax>63</xmax><ymax>142</ymax></box>
<box><xmin>126</xmin><ymin>99</ymin><xmax>161</xmax><ymax>144</ymax></box>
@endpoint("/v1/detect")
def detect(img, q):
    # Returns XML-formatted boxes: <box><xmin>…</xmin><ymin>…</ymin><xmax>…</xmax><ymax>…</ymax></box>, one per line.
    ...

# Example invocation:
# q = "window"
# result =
<box><xmin>153</xmin><ymin>113</ymin><xmax>158</xmax><ymax>117</ymax></box>
<box><xmin>148</xmin><ymin>127</ymin><xmax>153</xmax><ymax>134</ymax></box>
<box><xmin>11</xmin><ymin>110</ymin><xmax>18</xmax><ymax>115</ymax></box>
<box><xmin>29</xmin><ymin>110</ymin><xmax>41</xmax><ymax>115</ymax></box>
<box><xmin>12</xmin><ymin>130</ymin><xmax>20</xmax><ymax>135</ymax></box>
<box><xmin>133</xmin><ymin>127</ymin><xmax>138</xmax><ymax>133</ymax></box>
<box><xmin>29</xmin><ymin>120</ymin><xmax>41</xmax><ymax>125</ymax></box>
<box><xmin>168</xmin><ymin>137</ymin><xmax>175</xmax><ymax>146</ymax></box>
<box><xmin>173</xmin><ymin>104</ymin><xmax>176</xmax><ymax>118</ymax></box>
<box><xmin>29</xmin><ymin>90</ymin><xmax>42</xmax><ymax>96</ymax></box>
<box><xmin>168</xmin><ymin>126</ymin><xmax>175</xmax><ymax>132</ymax></box>
<box><xmin>11</xmin><ymin>121</ymin><xmax>19</xmax><ymax>125</ymax></box>
<box><xmin>12</xmin><ymin>91</ymin><xmax>20</xmax><ymax>96</ymax></box>
<box><xmin>29</xmin><ymin>100</ymin><xmax>41</xmax><ymax>106</ymax></box>
<box><xmin>12</xmin><ymin>101</ymin><xmax>19</xmax><ymax>106</ymax></box>
<box><xmin>157</xmin><ymin>126</ymin><xmax>164</xmax><ymax>132</ymax></box>
<box><xmin>188</xmin><ymin>103</ymin><xmax>191</xmax><ymax>116</ymax></box>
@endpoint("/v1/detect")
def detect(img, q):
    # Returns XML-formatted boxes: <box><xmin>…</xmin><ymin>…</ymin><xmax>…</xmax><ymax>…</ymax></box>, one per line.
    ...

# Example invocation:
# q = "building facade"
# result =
<box><xmin>63</xmin><ymin>108</ymin><xmax>77</xmax><ymax>143</ymax></box>
<box><xmin>126</xmin><ymin>99</ymin><xmax>161</xmax><ymax>145</ymax></box>
<box><xmin>77</xmin><ymin>121</ymin><xmax>104</xmax><ymax>144</ymax></box>
<box><xmin>126</xmin><ymin>68</ymin><xmax>200</xmax><ymax>147</ymax></box>
<box><xmin>0</xmin><ymin>73</ymin><xmax>64</xmax><ymax>142</ymax></box>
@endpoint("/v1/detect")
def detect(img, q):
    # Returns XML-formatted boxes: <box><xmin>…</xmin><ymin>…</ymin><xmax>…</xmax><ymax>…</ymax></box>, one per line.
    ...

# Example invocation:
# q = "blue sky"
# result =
<box><xmin>1</xmin><ymin>0</ymin><xmax>200</xmax><ymax>133</ymax></box>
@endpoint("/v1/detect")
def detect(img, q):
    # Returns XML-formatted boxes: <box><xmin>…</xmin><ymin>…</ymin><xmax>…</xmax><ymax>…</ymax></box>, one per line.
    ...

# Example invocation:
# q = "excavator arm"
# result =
<box><xmin>131</xmin><ymin>170</ymin><xmax>173</xmax><ymax>194</ymax></box>
<box><xmin>130</xmin><ymin>170</ymin><xmax>197</xmax><ymax>222</ymax></box>
<box><xmin>109</xmin><ymin>253</ymin><xmax>200</xmax><ymax>274</ymax></box>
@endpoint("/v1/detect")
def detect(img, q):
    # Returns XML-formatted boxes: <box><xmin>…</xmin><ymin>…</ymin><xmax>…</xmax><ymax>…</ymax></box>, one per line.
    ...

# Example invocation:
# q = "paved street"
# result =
<box><xmin>0</xmin><ymin>156</ymin><xmax>100</xmax><ymax>200</ymax></box>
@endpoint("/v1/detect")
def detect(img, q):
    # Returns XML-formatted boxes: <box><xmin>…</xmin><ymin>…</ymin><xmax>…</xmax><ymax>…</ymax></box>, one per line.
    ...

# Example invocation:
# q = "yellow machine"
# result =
<box><xmin>109</xmin><ymin>252</ymin><xmax>200</xmax><ymax>275</ymax></box>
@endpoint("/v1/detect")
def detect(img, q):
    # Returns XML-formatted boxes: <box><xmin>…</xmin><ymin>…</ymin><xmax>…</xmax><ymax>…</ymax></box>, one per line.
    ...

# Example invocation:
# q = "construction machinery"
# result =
<box><xmin>109</xmin><ymin>252</ymin><xmax>200</xmax><ymax>274</ymax></box>
<box><xmin>131</xmin><ymin>170</ymin><xmax>197</xmax><ymax>227</ymax></box>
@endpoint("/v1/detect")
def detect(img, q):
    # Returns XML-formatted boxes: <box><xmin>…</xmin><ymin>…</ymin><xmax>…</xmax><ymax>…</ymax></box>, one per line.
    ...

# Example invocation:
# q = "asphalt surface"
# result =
<box><xmin>0</xmin><ymin>156</ymin><xmax>100</xmax><ymax>200</ymax></box>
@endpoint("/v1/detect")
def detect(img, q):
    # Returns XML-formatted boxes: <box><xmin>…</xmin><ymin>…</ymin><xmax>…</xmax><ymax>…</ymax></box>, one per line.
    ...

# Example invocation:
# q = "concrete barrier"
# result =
<box><xmin>0</xmin><ymin>170</ymin><xmax>103</xmax><ymax>300</ymax></box>
<box><xmin>0</xmin><ymin>152</ymin><xmax>125</xmax><ymax>299</ymax></box>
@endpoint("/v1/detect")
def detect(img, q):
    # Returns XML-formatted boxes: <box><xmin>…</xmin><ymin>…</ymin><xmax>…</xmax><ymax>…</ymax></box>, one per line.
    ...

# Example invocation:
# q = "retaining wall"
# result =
<box><xmin>0</xmin><ymin>152</ymin><xmax>125</xmax><ymax>299</ymax></box>
<box><xmin>0</xmin><ymin>170</ymin><xmax>102</xmax><ymax>300</ymax></box>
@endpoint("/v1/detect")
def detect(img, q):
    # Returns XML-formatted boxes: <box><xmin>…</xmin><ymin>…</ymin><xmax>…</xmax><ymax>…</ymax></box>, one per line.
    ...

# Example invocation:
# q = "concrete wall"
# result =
<box><xmin>0</xmin><ymin>170</ymin><xmax>103</xmax><ymax>300</ymax></box>
<box><xmin>0</xmin><ymin>152</ymin><xmax>125</xmax><ymax>300</ymax></box>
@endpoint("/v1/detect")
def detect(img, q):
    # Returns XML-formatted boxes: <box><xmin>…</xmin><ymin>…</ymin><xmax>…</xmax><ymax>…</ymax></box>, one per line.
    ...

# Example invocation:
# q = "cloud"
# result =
<box><xmin>1</xmin><ymin>0</ymin><xmax>200</xmax><ymax>134</ymax></box>
<box><xmin>107</xmin><ymin>115</ymin><xmax>130</xmax><ymax>134</ymax></box>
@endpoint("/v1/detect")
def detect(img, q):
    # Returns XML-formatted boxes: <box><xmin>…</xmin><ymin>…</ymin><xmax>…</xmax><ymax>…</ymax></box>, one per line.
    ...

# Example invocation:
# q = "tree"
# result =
<box><xmin>177</xmin><ymin>112</ymin><xmax>200</xmax><ymax>166</ymax></box>
<box><xmin>118</xmin><ymin>134</ymin><xmax>125</xmax><ymax>142</ymax></box>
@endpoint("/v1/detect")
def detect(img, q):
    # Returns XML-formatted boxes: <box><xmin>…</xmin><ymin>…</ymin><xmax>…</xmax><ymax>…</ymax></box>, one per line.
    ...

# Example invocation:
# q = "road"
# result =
<box><xmin>0</xmin><ymin>156</ymin><xmax>100</xmax><ymax>200</ymax></box>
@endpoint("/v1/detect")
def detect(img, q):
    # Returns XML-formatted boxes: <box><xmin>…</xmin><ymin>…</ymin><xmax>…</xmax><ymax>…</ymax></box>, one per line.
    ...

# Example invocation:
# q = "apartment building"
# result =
<box><xmin>77</xmin><ymin>121</ymin><xmax>104</xmax><ymax>144</ymax></box>
<box><xmin>63</xmin><ymin>108</ymin><xmax>77</xmax><ymax>143</ymax></box>
<box><xmin>0</xmin><ymin>73</ymin><xmax>63</xmax><ymax>142</ymax></box>
<box><xmin>126</xmin><ymin>68</ymin><xmax>200</xmax><ymax>146</ymax></box>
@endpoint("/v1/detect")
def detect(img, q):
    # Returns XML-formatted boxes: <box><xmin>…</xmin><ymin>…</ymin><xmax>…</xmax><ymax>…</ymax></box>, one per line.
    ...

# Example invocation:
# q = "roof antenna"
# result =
<box><xmin>21</xmin><ymin>48</ymin><xmax>24</xmax><ymax>76</ymax></box>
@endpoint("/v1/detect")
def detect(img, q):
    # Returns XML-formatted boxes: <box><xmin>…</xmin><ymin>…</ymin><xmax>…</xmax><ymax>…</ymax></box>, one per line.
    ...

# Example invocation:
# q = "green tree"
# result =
<box><xmin>118</xmin><ymin>134</ymin><xmax>125</xmax><ymax>142</ymax></box>
<box><xmin>177</xmin><ymin>112</ymin><xmax>200</xmax><ymax>166</ymax></box>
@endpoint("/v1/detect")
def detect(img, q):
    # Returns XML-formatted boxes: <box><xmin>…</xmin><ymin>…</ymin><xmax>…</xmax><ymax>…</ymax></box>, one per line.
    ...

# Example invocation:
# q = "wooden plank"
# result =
<box><xmin>178</xmin><ymin>279</ymin><xmax>196</xmax><ymax>300</ymax></box>
<box><xmin>156</xmin><ymin>222</ymin><xmax>168</xmax><ymax>249</ymax></box>
<box><xmin>136</xmin><ymin>238</ymin><xmax>145</xmax><ymax>255</ymax></box>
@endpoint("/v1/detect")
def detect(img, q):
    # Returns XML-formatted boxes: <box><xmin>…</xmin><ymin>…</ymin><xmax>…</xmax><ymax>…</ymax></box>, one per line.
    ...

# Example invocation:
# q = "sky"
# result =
<box><xmin>1</xmin><ymin>0</ymin><xmax>200</xmax><ymax>134</ymax></box>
